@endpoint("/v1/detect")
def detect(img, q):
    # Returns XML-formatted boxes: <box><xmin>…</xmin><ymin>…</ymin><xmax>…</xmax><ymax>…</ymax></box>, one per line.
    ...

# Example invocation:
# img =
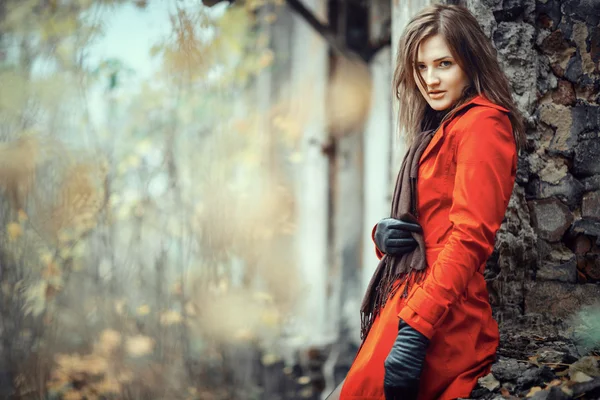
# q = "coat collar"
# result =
<box><xmin>419</xmin><ymin>95</ymin><xmax>509</xmax><ymax>163</ymax></box>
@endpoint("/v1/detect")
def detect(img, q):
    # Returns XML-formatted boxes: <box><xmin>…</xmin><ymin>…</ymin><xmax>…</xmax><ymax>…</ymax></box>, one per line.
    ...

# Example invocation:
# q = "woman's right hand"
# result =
<box><xmin>374</xmin><ymin>218</ymin><xmax>422</xmax><ymax>256</ymax></box>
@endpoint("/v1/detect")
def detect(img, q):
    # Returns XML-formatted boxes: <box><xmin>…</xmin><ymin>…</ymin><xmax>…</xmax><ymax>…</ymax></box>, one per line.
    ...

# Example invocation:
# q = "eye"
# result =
<box><xmin>439</xmin><ymin>60</ymin><xmax>452</xmax><ymax>67</ymax></box>
<box><xmin>416</xmin><ymin>64</ymin><xmax>427</xmax><ymax>70</ymax></box>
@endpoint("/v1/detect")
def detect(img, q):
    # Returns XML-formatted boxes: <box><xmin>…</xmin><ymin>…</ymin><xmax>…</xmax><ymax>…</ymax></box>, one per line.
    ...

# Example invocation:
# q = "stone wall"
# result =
<box><xmin>451</xmin><ymin>0</ymin><xmax>600</xmax><ymax>331</ymax></box>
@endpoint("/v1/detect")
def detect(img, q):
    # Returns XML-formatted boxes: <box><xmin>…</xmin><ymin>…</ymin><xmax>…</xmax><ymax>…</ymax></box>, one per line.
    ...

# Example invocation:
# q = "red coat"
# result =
<box><xmin>340</xmin><ymin>95</ymin><xmax>517</xmax><ymax>400</ymax></box>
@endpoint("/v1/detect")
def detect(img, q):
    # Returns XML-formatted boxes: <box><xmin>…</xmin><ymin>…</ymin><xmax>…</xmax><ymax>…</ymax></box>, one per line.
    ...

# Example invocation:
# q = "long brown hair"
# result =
<box><xmin>392</xmin><ymin>4</ymin><xmax>526</xmax><ymax>150</ymax></box>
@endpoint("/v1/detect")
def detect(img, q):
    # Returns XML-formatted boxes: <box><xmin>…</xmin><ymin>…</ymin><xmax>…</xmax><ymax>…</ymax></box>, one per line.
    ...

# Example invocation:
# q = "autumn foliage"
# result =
<box><xmin>0</xmin><ymin>0</ymin><xmax>310</xmax><ymax>399</ymax></box>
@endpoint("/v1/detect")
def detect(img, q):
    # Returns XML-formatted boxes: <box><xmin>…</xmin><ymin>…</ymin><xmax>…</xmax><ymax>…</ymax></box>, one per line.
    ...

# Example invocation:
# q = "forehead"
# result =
<box><xmin>416</xmin><ymin>34</ymin><xmax>452</xmax><ymax>61</ymax></box>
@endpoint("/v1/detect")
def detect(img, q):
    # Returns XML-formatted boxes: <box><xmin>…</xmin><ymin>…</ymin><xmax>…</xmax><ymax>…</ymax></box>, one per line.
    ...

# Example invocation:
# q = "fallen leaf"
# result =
<box><xmin>528</xmin><ymin>355</ymin><xmax>542</xmax><ymax>367</ymax></box>
<box><xmin>478</xmin><ymin>373</ymin><xmax>500</xmax><ymax>391</ymax></box>
<box><xmin>526</xmin><ymin>387</ymin><xmax>543</xmax><ymax>397</ymax></box>
<box><xmin>571</xmin><ymin>370</ymin><xmax>593</xmax><ymax>383</ymax></box>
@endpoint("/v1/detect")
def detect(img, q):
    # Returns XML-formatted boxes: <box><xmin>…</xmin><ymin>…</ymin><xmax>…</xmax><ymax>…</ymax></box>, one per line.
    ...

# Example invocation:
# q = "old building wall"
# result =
<box><xmin>449</xmin><ymin>0</ymin><xmax>600</xmax><ymax>330</ymax></box>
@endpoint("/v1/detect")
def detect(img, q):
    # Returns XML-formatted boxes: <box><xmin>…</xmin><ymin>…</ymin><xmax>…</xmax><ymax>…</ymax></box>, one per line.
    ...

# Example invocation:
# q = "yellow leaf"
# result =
<box><xmin>114</xmin><ymin>299</ymin><xmax>126</xmax><ymax>315</ymax></box>
<box><xmin>117</xmin><ymin>369</ymin><xmax>133</xmax><ymax>383</ymax></box>
<box><xmin>63</xmin><ymin>390</ymin><xmax>83</xmax><ymax>400</ymax></box>
<box><xmin>159</xmin><ymin>310</ymin><xmax>183</xmax><ymax>326</ymax></box>
<box><xmin>253</xmin><ymin>292</ymin><xmax>274</xmax><ymax>303</ymax></box>
<box><xmin>234</xmin><ymin>328</ymin><xmax>255</xmax><ymax>341</ymax></box>
<box><xmin>264</xmin><ymin>12</ymin><xmax>277</xmax><ymax>24</ymax></box>
<box><xmin>185</xmin><ymin>301</ymin><xmax>197</xmax><ymax>317</ymax></box>
<box><xmin>136</xmin><ymin>305</ymin><xmax>150</xmax><ymax>316</ymax></box>
<box><xmin>41</xmin><ymin>262</ymin><xmax>61</xmax><ymax>279</ymax></box>
<box><xmin>81</xmin><ymin>354</ymin><xmax>108</xmax><ymax>375</ymax></box>
<box><xmin>40</xmin><ymin>251</ymin><xmax>53</xmax><ymax>265</ymax></box>
<box><xmin>261</xmin><ymin>353</ymin><xmax>279</xmax><ymax>366</ymax></box>
<box><xmin>94</xmin><ymin>377</ymin><xmax>121</xmax><ymax>394</ymax></box>
<box><xmin>288</xmin><ymin>152</ymin><xmax>303</xmax><ymax>164</ymax></box>
<box><xmin>261</xmin><ymin>309</ymin><xmax>280</xmax><ymax>327</ymax></box>
<box><xmin>7</xmin><ymin>222</ymin><xmax>22</xmax><ymax>240</ymax></box>
<box><xmin>257</xmin><ymin>49</ymin><xmax>274</xmax><ymax>69</ymax></box>
<box><xmin>125</xmin><ymin>154</ymin><xmax>140</xmax><ymax>168</ymax></box>
<box><xmin>125</xmin><ymin>335</ymin><xmax>154</xmax><ymax>357</ymax></box>
<box><xmin>98</xmin><ymin>329</ymin><xmax>122</xmax><ymax>354</ymax></box>
<box><xmin>17</xmin><ymin>209</ymin><xmax>28</xmax><ymax>222</ymax></box>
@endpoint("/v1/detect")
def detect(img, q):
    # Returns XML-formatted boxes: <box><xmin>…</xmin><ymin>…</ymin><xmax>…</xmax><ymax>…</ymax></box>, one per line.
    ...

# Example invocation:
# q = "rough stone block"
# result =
<box><xmin>525</xmin><ymin>281</ymin><xmax>600</xmax><ymax>318</ymax></box>
<box><xmin>571</xmin><ymin>106</ymin><xmax>600</xmax><ymax>139</ymax></box>
<box><xmin>539</xmin><ymin>103</ymin><xmax>574</xmax><ymax>154</ymax></box>
<box><xmin>583</xmin><ymin>191</ymin><xmax>600</xmax><ymax>221</ymax></box>
<box><xmin>538</xmin><ymin>174</ymin><xmax>584</xmax><ymax>210</ymax></box>
<box><xmin>574</xmin><ymin>235</ymin><xmax>593</xmax><ymax>255</ymax></box>
<box><xmin>540</xmin><ymin>29</ymin><xmax>570</xmax><ymax>55</ymax></box>
<box><xmin>537</xmin><ymin>244</ymin><xmax>577</xmax><ymax>283</ymax></box>
<box><xmin>493</xmin><ymin>22</ymin><xmax>536</xmax><ymax>111</ymax></box>
<box><xmin>591</xmin><ymin>26</ymin><xmax>600</xmax><ymax>65</ymax></box>
<box><xmin>574</xmin><ymin>138</ymin><xmax>600</xmax><ymax>177</ymax></box>
<box><xmin>571</xmin><ymin>219</ymin><xmax>600</xmax><ymax>245</ymax></box>
<box><xmin>563</xmin><ymin>0</ymin><xmax>600</xmax><ymax>27</ymax></box>
<box><xmin>488</xmin><ymin>279</ymin><xmax>525</xmax><ymax>308</ymax></box>
<box><xmin>582</xmin><ymin>255</ymin><xmax>600</xmax><ymax>281</ymax></box>
<box><xmin>537</xmin><ymin>252</ymin><xmax>577</xmax><ymax>283</ymax></box>
<box><xmin>551</xmin><ymin>80</ymin><xmax>576</xmax><ymax>106</ymax></box>
<box><xmin>535</xmin><ymin>0</ymin><xmax>562</xmax><ymax>29</ymax></box>
<box><xmin>565</xmin><ymin>54</ymin><xmax>583</xmax><ymax>84</ymax></box>
<box><xmin>493</xmin><ymin>0</ymin><xmax>534</xmax><ymax>22</ymax></box>
<box><xmin>528</xmin><ymin>198</ymin><xmax>574</xmax><ymax>242</ymax></box>
<box><xmin>491</xmin><ymin>357</ymin><xmax>530</xmax><ymax>382</ymax></box>
<box><xmin>582</xmin><ymin>175</ymin><xmax>600</xmax><ymax>192</ymax></box>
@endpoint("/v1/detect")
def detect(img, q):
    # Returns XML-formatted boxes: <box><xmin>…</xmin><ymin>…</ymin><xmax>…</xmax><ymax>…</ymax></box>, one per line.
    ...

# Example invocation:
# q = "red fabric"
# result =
<box><xmin>341</xmin><ymin>95</ymin><xmax>517</xmax><ymax>400</ymax></box>
<box><xmin>372</xmin><ymin>224</ymin><xmax>385</xmax><ymax>260</ymax></box>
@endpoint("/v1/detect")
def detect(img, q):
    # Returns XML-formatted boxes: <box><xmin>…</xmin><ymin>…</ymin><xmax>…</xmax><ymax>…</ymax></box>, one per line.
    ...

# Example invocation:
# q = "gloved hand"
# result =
<box><xmin>383</xmin><ymin>319</ymin><xmax>430</xmax><ymax>400</ymax></box>
<box><xmin>374</xmin><ymin>218</ymin><xmax>422</xmax><ymax>256</ymax></box>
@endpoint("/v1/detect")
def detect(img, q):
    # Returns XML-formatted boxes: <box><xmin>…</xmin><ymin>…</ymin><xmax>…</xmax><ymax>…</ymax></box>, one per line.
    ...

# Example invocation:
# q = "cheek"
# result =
<box><xmin>449</xmin><ymin>73</ymin><xmax>468</xmax><ymax>92</ymax></box>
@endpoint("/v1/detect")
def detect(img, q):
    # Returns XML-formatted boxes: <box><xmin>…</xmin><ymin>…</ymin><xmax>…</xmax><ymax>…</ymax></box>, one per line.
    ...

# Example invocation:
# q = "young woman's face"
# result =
<box><xmin>414</xmin><ymin>34</ymin><xmax>470</xmax><ymax>111</ymax></box>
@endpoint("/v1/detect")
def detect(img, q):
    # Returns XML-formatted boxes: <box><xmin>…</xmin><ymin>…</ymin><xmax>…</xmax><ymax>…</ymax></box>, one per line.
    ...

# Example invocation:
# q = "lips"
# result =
<box><xmin>428</xmin><ymin>91</ymin><xmax>446</xmax><ymax>99</ymax></box>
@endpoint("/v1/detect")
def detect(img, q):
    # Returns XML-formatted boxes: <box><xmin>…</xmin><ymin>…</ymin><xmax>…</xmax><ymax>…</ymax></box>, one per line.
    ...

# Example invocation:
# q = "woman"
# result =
<box><xmin>331</xmin><ymin>4</ymin><xmax>525</xmax><ymax>400</ymax></box>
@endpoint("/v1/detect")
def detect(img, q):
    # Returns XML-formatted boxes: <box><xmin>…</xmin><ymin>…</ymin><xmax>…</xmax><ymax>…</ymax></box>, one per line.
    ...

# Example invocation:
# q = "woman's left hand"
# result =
<box><xmin>383</xmin><ymin>319</ymin><xmax>429</xmax><ymax>400</ymax></box>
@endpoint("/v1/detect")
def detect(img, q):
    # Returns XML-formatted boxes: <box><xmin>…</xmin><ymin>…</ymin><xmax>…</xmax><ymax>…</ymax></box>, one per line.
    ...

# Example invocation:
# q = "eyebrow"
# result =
<box><xmin>416</xmin><ymin>56</ymin><xmax>453</xmax><ymax>63</ymax></box>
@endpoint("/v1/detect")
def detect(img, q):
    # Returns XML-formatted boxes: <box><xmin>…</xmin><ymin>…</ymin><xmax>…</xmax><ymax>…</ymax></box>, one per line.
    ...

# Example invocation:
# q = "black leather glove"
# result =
<box><xmin>383</xmin><ymin>319</ymin><xmax>430</xmax><ymax>400</ymax></box>
<box><xmin>374</xmin><ymin>218</ymin><xmax>422</xmax><ymax>256</ymax></box>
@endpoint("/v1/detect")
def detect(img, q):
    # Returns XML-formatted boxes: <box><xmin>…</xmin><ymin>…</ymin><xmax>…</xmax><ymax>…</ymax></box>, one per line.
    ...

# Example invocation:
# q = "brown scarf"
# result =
<box><xmin>360</xmin><ymin>129</ymin><xmax>436</xmax><ymax>341</ymax></box>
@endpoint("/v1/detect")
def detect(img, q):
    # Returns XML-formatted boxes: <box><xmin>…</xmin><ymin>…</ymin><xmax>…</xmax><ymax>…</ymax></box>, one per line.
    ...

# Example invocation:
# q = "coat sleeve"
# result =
<box><xmin>371</xmin><ymin>224</ymin><xmax>385</xmax><ymax>260</ymax></box>
<box><xmin>398</xmin><ymin>110</ymin><xmax>517</xmax><ymax>339</ymax></box>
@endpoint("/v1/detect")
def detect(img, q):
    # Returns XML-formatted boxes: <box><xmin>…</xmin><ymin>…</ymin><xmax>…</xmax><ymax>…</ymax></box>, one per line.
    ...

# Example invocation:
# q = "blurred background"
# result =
<box><xmin>0</xmin><ymin>0</ymin><xmax>599</xmax><ymax>399</ymax></box>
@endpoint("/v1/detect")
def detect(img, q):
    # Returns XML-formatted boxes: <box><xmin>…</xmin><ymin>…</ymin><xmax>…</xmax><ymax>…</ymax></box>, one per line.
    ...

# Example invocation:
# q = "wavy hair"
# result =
<box><xmin>392</xmin><ymin>4</ymin><xmax>525</xmax><ymax>150</ymax></box>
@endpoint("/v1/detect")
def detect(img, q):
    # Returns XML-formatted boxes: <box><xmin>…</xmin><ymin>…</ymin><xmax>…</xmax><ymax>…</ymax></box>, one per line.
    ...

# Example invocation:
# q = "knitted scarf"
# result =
<box><xmin>359</xmin><ymin>129</ymin><xmax>435</xmax><ymax>341</ymax></box>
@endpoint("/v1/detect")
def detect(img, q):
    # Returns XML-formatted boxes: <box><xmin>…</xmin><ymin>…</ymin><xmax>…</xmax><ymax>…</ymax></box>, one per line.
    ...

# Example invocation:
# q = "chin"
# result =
<box><xmin>428</xmin><ymin>101</ymin><xmax>451</xmax><ymax>111</ymax></box>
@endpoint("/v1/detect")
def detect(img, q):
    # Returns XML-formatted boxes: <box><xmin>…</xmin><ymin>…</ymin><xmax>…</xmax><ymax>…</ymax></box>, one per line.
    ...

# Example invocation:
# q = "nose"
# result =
<box><xmin>424</xmin><ymin>68</ymin><xmax>440</xmax><ymax>87</ymax></box>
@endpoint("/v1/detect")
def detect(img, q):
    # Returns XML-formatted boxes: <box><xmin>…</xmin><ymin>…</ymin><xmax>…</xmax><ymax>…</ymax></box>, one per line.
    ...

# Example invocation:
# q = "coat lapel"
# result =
<box><xmin>417</xmin><ymin>95</ymin><xmax>509</xmax><ymax>164</ymax></box>
<box><xmin>419</xmin><ymin>123</ymin><xmax>445</xmax><ymax>164</ymax></box>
